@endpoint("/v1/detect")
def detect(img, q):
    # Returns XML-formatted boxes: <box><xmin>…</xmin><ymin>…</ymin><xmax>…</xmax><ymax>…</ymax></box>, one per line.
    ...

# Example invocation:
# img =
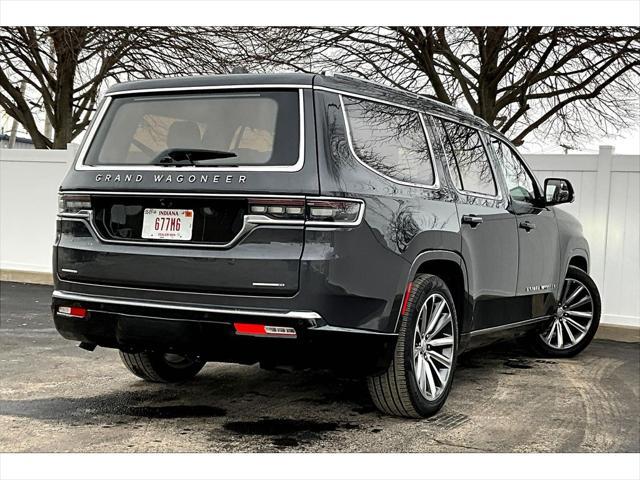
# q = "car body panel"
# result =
<box><xmin>51</xmin><ymin>72</ymin><xmax>593</xmax><ymax>373</ymax></box>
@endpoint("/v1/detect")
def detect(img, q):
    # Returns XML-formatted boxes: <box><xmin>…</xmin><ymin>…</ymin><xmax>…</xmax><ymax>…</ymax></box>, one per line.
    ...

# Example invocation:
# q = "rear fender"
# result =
<box><xmin>393</xmin><ymin>250</ymin><xmax>470</xmax><ymax>336</ymax></box>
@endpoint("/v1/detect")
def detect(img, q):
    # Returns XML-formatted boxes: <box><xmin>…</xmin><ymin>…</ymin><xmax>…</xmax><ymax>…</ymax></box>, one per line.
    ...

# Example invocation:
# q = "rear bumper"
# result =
<box><xmin>52</xmin><ymin>290</ymin><xmax>397</xmax><ymax>375</ymax></box>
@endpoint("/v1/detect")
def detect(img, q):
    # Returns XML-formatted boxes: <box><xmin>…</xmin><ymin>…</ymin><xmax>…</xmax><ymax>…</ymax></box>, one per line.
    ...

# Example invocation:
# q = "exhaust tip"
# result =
<box><xmin>78</xmin><ymin>342</ymin><xmax>97</xmax><ymax>352</ymax></box>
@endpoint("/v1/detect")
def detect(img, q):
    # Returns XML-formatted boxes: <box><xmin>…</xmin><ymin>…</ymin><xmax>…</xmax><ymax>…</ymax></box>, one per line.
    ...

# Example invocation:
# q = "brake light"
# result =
<box><xmin>234</xmin><ymin>323</ymin><xmax>297</xmax><ymax>338</ymax></box>
<box><xmin>248</xmin><ymin>198</ymin><xmax>306</xmax><ymax>220</ymax></box>
<box><xmin>306</xmin><ymin>199</ymin><xmax>362</xmax><ymax>225</ymax></box>
<box><xmin>248</xmin><ymin>197</ymin><xmax>363</xmax><ymax>226</ymax></box>
<box><xmin>57</xmin><ymin>306</ymin><xmax>87</xmax><ymax>318</ymax></box>
<box><xmin>58</xmin><ymin>194</ymin><xmax>92</xmax><ymax>215</ymax></box>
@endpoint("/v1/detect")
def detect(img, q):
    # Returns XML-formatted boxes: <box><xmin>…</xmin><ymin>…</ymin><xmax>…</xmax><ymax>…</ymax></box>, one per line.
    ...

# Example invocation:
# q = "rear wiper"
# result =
<box><xmin>153</xmin><ymin>148</ymin><xmax>238</xmax><ymax>166</ymax></box>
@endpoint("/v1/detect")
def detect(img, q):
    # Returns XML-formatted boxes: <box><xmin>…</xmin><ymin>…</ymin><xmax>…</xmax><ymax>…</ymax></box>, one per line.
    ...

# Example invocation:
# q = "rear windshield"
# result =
<box><xmin>84</xmin><ymin>90</ymin><xmax>301</xmax><ymax>167</ymax></box>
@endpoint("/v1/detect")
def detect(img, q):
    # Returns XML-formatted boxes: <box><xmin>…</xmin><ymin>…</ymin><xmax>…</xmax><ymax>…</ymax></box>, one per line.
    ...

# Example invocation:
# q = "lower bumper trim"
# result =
<box><xmin>52</xmin><ymin>290</ymin><xmax>322</xmax><ymax>321</ymax></box>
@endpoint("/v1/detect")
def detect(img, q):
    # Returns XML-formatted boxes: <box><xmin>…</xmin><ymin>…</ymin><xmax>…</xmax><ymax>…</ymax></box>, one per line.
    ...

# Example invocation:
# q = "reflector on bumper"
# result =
<box><xmin>57</xmin><ymin>306</ymin><xmax>87</xmax><ymax>318</ymax></box>
<box><xmin>234</xmin><ymin>323</ymin><xmax>297</xmax><ymax>338</ymax></box>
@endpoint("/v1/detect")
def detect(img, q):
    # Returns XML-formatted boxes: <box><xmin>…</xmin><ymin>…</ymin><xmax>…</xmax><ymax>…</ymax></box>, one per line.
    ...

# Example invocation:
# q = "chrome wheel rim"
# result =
<box><xmin>540</xmin><ymin>277</ymin><xmax>593</xmax><ymax>350</ymax></box>
<box><xmin>413</xmin><ymin>293</ymin><xmax>455</xmax><ymax>401</ymax></box>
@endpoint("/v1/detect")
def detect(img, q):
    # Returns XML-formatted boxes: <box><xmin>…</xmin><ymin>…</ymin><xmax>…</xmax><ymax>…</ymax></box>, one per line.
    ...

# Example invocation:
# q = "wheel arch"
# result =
<box><xmin>568</xmin><ymin>254</ymin><xmax>588</xmax><ymax>274</ymax></box>
<box><xmin>394</xmin><ymin>250</ymin><xmax>470</xmax><ymax>335</ymax></box>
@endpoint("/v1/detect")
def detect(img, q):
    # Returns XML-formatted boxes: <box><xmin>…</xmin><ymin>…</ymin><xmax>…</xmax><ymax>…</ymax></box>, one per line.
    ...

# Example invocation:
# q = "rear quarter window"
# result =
<box><xmin>342</xmin><ymin>97</ymin><xmax>435</xmax><ymax>186</ymax></box>
<box><xmin>84</xmin><ymin>90</ymin><xmax>301</xmax><ymax>168</ymax></box>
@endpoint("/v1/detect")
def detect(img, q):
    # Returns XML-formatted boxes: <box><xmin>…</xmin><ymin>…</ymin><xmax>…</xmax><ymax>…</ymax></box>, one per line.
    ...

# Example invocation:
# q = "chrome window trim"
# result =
<box><xmin>105</xmin><ymin>84</ymin><xmax>313</xmax><ymax>96</ymax></box>
<box><xmin>486</xmin><ymin>132</ymin><xmax>544</xmax><ymax>202</ymax></box>
<box><xmin>52</xmin><ymin>290</ymin><xmax>322</xmax><ymax>320</ymax></box>
<box><xmin>339</xmin><ymin>95</ymin><xmax>441</xmax><ymax>191</ymax></box>
<box><xmin>427</xmin><ymin>115</ymin><xmax>504</xmax><ymax>202</ymax></box>
<box><xmin>75</xmin><ymin>89</ymin><xmax>306</xmax><ymax>173</ymax></box>
<box><xmin>316</xmin><ymin>86</ymin><xmax>488</xmax><ymax>132</ymax></box>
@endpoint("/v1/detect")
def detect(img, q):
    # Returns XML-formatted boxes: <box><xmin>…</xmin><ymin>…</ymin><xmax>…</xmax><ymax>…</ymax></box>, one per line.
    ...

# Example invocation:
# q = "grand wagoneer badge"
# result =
<box><xmin>94</xmin><ymin>173</ymin><xmax>248</xmax><ymax>184</ymax></box>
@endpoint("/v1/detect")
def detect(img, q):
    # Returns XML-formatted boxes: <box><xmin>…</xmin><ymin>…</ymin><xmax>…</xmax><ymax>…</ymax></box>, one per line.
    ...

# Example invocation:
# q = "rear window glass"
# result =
<box><xmin>84</xmin><ymin>91</ymin><xmax>300</xmax><ymax>167</ymax></box>
<box><xmin>343</xmin><ymin>97</ymin><xmax>435</xmax><ymax>186</ymax></box>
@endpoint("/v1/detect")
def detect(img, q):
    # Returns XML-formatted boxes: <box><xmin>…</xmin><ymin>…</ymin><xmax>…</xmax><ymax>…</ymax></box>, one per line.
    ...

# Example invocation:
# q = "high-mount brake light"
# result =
<box><xmin>58</xmin><ymin>194</ymin><xmax>92</xmax><ymax>215</ymax></box>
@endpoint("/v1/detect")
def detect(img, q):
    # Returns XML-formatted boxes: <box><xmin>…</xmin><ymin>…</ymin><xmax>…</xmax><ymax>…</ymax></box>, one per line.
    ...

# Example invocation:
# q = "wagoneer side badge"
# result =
<box><xmin>525</xmin><ymin>283</ymin><xmax>557</xmax><ymax>292</ymax></box>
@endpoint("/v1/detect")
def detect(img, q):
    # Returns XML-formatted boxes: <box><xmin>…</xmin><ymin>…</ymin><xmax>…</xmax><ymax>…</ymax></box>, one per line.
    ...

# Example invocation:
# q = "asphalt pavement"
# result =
<box><xmin>1</xmin><ymin>281</ymin><xmax>638</xmax><ymax>453</ymax></box>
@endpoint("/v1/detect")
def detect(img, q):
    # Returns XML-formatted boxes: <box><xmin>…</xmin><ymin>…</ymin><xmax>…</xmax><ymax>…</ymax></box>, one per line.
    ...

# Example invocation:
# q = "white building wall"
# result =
<box><xmin>1</xmin><ymin>145</ymin><xmax>638</xmax><ymax>327</ymax></box>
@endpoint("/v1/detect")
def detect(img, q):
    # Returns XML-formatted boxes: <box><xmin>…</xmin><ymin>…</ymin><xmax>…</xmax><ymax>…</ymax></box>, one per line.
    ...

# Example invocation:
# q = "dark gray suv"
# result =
<box><xmin>52</xmin><ymin>73</ymin><xmax>601</xmax><ymax>417</ymax></box>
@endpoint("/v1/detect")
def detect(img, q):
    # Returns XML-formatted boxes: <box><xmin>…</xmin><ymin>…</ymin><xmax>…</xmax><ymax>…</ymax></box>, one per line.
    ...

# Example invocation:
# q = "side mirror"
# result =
<box><xmin>544</xmin><ymin>178</ymin><xmax>574</xmax><ymax>205</ymax></box>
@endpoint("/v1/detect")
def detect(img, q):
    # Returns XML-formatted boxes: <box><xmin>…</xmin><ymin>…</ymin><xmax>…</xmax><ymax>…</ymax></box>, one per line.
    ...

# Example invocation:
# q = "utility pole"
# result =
<box><xmin>7</xmin><ymin>80</ymin><xmax>27</xmax><ymax>149</ymax></box>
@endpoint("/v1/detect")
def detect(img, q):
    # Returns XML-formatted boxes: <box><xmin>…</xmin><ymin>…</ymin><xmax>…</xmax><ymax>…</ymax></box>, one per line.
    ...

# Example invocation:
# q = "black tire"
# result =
<box><xmin>529</xmin><ymin>266</ymin><xmax>601</xmax><ymax>358</ymax></box>
<box><xmin>367</xmin><ymin>274</ymin><xmax>458</xmax><ymax>418</ymax></box>
<box><xmin>119</xmin><ymin>351</ymin><xmax>206</xmax><ymax>382</ymax></box>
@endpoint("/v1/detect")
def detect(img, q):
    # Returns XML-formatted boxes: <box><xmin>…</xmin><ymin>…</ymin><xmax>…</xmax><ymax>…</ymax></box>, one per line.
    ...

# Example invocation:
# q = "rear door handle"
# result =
<box><xmin>461</xmin><ymin>214</ymin><xmax>483</xmax><ymax>227</ymax></box>
<box><xmin>519</xmin><ymin>220</ymin><xmax>536</xmax><ymax>231</ymax></box>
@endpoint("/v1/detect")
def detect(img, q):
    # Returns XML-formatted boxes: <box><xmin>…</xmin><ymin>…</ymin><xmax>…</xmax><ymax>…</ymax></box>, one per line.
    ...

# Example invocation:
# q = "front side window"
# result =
<box><xmin>490</xmin><ymin>138</ymin><xmax>538</xmax><ymax>203</ymax></box>
<box><xmin>84</xmin><ymin>90</ymin><xmax>300</xmax><ymax>167</ymax></box>
<box><xmin>343</xmin><ymin>97</ymin><xmax>435</xmax><ymax>186</ymax></box>
<box><xmin>436</xmin><ymin>118</ymin><xmax>498</xmax><ymax>196</ymax></box>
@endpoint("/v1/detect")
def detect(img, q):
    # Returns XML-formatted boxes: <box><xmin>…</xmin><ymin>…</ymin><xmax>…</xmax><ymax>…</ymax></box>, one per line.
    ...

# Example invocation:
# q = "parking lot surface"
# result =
<box><xmin>1</xmin><ymin>281</ymin><xmax>638</xmax><ymax>453</ymax></box>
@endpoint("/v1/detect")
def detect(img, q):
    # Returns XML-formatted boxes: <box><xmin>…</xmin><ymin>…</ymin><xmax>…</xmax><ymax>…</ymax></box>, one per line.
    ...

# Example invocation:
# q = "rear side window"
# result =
<box><xmin>84</xmin><ymin>90</ymin><xmax>300</xmax><ymax>168</ymax></box>
<box><xmin>435</xmin><ymin>118</ymin><xmax>497</xmax><ymax>196</ymax></box>
<box><xmin>343</xmin><ymin>97</ymin><xmax>435</xmax><ymax>186</ymax></box>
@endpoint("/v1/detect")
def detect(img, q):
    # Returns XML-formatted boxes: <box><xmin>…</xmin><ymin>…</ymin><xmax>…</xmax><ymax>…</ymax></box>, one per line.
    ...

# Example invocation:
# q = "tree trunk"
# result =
<box><xmin>50</xmin><ymin>28</ymin><xmax>87</xmax><ymax>149</ymax></box>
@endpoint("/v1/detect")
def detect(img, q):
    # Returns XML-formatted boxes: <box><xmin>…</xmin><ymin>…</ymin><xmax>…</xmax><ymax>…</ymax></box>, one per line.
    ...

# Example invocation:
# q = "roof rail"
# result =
<box><xmin>331</xmin><ymin>73</ymin><xmax>417</xmax><ymax>97</ymax></box>
<box><xmin>329</xmin><ymin>72</ymin><xmax>491</xmax><ymax>127</ymax></box>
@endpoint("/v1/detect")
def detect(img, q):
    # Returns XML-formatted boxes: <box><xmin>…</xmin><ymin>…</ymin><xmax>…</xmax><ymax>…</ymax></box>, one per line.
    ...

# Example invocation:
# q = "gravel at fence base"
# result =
<box><xmin>1</xmin><ymin>281</ymin><xmax>638</xmax><ymax>453</ymax></box>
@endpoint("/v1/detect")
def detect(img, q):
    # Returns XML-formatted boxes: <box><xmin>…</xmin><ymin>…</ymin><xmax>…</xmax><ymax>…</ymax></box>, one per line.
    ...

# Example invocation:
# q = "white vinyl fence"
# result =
<box><xmin>527</xmin><ymin>146</ymin><xmax>640</xmax><ymax>328</ymax></box>
<box><xmin>1</xmin><ymin>145</ymin><xmax>638</xmax><ymax>327</ymax></box>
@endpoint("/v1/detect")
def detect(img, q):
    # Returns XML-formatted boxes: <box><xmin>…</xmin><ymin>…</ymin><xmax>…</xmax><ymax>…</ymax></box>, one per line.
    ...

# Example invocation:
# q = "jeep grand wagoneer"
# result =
<box><xmin>52</xmin><ymin>73</ymin><xmax>601</xmax><ymax>417</ymax></box>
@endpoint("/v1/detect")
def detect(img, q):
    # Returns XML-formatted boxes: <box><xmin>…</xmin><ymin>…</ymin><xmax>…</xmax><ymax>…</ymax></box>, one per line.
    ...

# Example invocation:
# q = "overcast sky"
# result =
<box><xmin>1</xmin><ymin>93</ymin><xmax>638</xmax><ymax>155</ymax></box>
<box><xmin>521</xmin><ymin>125</ymin><xmax>640</xmax><ymax>155</ymax></box>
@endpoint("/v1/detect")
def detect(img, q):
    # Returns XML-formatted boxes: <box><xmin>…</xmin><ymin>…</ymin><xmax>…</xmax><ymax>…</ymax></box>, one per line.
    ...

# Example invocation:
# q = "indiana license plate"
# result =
<box><xmin>141</xmin><ymin>208</ymin><xmax>194</xmax><ymax>240</ymax></box>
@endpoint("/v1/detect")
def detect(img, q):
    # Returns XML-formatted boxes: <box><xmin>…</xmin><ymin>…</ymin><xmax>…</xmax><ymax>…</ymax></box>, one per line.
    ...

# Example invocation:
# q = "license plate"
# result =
<box><xmin>142</xmin><ymin>208</ymin><xmax>194</xmax><ymax>240</ymax></box>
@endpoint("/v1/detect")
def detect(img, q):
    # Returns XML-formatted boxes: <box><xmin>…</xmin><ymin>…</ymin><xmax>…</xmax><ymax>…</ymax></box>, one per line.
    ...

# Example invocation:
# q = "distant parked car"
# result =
<box><xmin>52</xmin><ymin>73</ymin><xmax>601</xmax><ymax>417</ymax></box>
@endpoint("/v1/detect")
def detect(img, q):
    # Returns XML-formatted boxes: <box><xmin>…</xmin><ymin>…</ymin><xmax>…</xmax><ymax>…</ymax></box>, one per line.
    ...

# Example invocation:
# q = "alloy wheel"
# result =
<box><xmin>413</xmin><ymin>293</ymin><xmax>455</xmax><ymax>401</ymax></box>
<box><xmin>540</xmin><ymin>277</ymin><xmax>594</xmax><ymax>350</ymax></box>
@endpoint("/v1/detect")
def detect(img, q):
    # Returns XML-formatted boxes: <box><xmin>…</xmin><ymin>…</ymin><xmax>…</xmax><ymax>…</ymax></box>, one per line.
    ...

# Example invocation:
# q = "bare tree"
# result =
<box><xmin>0</xmin><ymin>27</ymin><xmax>240</xmax><ymax>148</ymax></box>
<box><xmin>242</xmin><ymin>27</ymin><xmax>640</xmax><ymax>147</ymax></box>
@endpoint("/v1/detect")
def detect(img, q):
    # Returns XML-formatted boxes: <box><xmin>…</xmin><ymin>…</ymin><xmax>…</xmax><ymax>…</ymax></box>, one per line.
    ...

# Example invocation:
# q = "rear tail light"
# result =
<box><xmin>248</xmin><ymin>198</ymin><xmax>306</xmax><ymax>220</ymax></box>
<box><xmin>57</xmin><ymin>306</ymin><xmax>87</xmax><ymax>318</ymax></box>
<box><xmin>248</xmin><ymin>197</ymin><xmax>363</xmax><ymax>226</ymax></box>
<box><xmin>306</xmin><ymin>199</ymin><xmax>362</xmax><ymax>225</ymax></box>
<box><xmin>58</xmin><ymin>194</ymin><xmax>92</xmax><ymax>215</ymax></box>
<box><xmin>234</xmin><ymin>323</ymin><xmax>297</xmax><ymax>338</ymax></box>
